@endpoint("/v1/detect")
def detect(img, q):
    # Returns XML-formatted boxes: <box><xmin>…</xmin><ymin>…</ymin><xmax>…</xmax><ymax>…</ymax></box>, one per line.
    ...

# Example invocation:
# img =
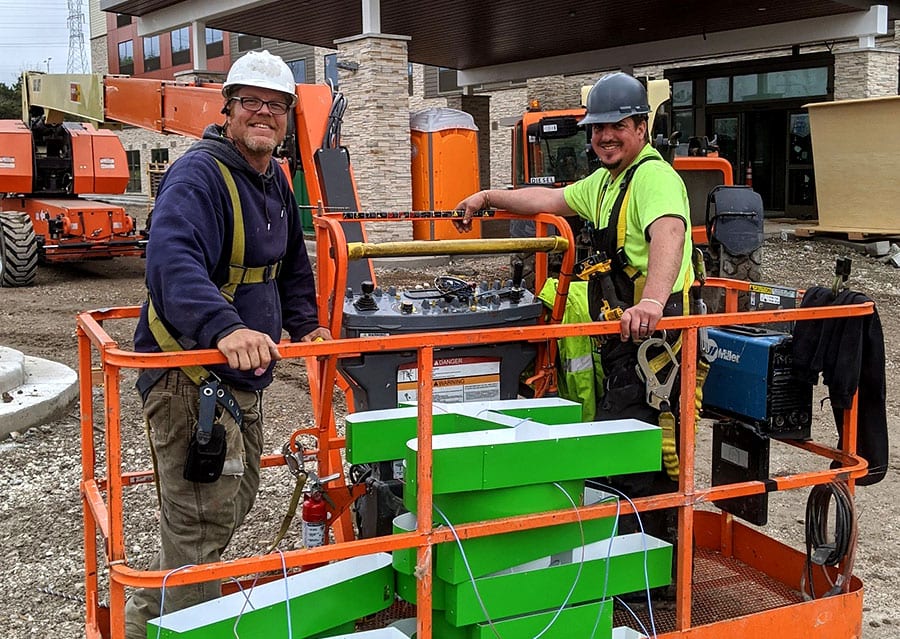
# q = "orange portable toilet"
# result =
<box><xmin>410</xmin><ymin>108</ymin><xmax>481</xmax><ymax>240</ymax></box>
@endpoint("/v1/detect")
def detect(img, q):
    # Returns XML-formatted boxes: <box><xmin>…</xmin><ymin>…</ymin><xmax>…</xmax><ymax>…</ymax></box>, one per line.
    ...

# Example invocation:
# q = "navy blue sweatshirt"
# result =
<box><xmin>133</xmin><ymin>124</ymin><xmax>320</xmax><ymax>391</ymax></box>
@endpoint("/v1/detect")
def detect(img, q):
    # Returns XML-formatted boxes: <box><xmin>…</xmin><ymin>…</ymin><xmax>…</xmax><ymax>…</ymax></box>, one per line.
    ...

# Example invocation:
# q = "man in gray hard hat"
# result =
<box><xmin>126</xmin><ymin>50</ymin><xmax>330</xmax><ymax>638</ymax></box>
<box><xmin>456</xmin><ymin>71</ymin><xmax>692</xmax><ymax>507</ymax></box>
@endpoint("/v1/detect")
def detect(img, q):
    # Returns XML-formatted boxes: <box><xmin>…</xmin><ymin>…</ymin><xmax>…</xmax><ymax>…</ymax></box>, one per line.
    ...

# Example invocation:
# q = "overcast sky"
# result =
<box><xmin>0</xmin><ymin>0</ymin><xmax>91</xmax><ymax>87</ymax></box>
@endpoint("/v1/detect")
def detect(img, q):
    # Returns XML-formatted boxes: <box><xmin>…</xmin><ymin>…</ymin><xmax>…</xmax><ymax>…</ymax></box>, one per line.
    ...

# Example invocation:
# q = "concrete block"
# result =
<box><xmin>865</xmin><ymin>240</ymin><xmax>891</xmax><ymax>256</ymax></box>
<box><xmin>0</xmin><ymin>347</ymin><xmax>26</xmax><ymax>395</ymax></box>
<box><xmin>0</xmin><ymin>348</ymin><xmax>78</xmax><ymax>439</ymax></box>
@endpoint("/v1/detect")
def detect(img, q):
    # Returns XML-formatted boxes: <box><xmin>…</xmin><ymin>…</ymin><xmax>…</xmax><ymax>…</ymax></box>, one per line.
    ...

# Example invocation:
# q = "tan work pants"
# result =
<box><xmin>125</xmin><ymin>369</ymin><xmax>263</xmax><ymax>639</ymax></box>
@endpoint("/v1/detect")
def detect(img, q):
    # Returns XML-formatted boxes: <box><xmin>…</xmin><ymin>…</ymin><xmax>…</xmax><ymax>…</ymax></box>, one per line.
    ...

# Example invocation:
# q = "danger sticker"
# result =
<box><xmin>397</xmin><ymin>356</ymin><xmax>501</xmax><ymax>404</ymax></box>
<box><xmin>99</xmin><ymin>158</ymin><xmax>116</xmax><ymax>169</ymax></box>
<box><xmin>0</xmin><ymin>156</ymin><xmax>15</xmax><ymax>169</ymax></box>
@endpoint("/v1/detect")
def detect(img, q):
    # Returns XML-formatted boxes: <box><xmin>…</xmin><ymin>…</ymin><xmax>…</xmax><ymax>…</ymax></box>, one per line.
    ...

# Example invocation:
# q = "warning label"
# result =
<box><xmin>397</xmin><ymin>356</ymin><xmax>501</xmax><ymax>404</ymax></box>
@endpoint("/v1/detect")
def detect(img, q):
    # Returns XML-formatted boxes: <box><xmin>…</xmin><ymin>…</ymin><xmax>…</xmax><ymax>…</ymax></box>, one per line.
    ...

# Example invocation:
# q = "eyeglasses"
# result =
<box><xmin>229</xmin><ymin>96</ymin><xmax>290</xmax><ymax>115</ymax></box>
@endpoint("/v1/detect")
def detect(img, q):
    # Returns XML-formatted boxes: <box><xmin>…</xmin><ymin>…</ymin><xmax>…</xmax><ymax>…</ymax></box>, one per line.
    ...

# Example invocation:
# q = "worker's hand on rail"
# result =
<box><xmin>217</xmin><ymin>327</ymin><xmax>282</xmax><ymax>376</ymax></box>
<box><xmin>300</xmin><ymin>326</ymin><xmax>333</xmax><ymax>342</ymax></box>
<box><xmin>620</xmin><ymin>298</ymin><xmax>664</xmax><ymax>342</ymax></box>
<box><xmin>452</xmin><ymin>190</ymin><xmax>490</xmax><ymax>233</ymax></box>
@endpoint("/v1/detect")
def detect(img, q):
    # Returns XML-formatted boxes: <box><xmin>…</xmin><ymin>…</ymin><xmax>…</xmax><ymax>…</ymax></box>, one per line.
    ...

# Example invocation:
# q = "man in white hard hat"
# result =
<box><xmin>126</xmin><ymin>50</ymin><xmax>330</xmax><ymax>638</ymax></box>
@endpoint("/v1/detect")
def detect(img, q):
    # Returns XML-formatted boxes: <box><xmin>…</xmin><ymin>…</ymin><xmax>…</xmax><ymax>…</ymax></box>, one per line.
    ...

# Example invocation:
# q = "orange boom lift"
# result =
<box><xmin>39</xmin><ymin>71</ymin><xmax>871</xmax><ymax>639</ymax></box>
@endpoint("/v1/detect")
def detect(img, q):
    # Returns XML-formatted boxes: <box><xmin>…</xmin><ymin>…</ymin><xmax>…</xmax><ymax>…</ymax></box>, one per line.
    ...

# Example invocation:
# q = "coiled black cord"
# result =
<box><xmin>322</xmin><ymin>89</ymin><xmax>347</xmax><ymax>150</ymax></box>
<box><xmin>802</xmin><ymin>480</ymin><xmax>857</xmax><ymax>599</ymax></box>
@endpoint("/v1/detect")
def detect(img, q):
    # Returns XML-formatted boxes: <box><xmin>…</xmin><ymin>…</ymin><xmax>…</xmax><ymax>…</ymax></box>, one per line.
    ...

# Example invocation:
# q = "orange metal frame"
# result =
<box><xmin>77</xmin><ymin>214</ymin><xmax>873</xmax><ymax>639</ymax></box>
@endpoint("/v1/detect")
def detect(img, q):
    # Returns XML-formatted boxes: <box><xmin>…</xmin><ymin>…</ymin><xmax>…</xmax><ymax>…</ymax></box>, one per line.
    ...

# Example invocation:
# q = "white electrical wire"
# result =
<box><xmin>277</xmin><ymin>549</ymin><xmax>294</xmax><ymax>639</ymax></box>
<box><xmin>155</xmin><ymin>564</ymin><xmax>197</xmax><ymax>639</ymax></box>
<box><xmin>587</xmin><ymin>495</ymin><xmax>622</xmax><ymax>639</ymax></box>
<box><xmin>231</xmin><ymin>575</ymin><xmax>260</xmax><ymax>638</ymax></box>
<box><xmin>433</xmin><ymin>502</ymin><xmax>505</xmax><ymax>639</ymax></box>
<box><xmin>587</xmin><ymin>479</ymin><xmax>659</xmax><ymax>639</ymax></box>
<box><xmin>433</xmin><ymin>482</ymin><xmax>589</xmax><ymax>639</ymax></box>
<box><xmin>231</xmin><ymin>549</ymin><xmax>293</xmax><ymax>638</ymax></box>
<box><xmin>529</xmin><ymin>482</ymin><xmax>587</xmax><ymax>639</ymax></box>
<box><xmin>614</xmin><ymin>597</ymin><xmax>654</xmax><ymax>639</ymax></box>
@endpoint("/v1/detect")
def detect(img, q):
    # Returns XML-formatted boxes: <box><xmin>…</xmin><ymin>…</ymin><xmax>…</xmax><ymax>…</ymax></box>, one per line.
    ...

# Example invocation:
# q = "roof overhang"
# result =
<box><xmin>99</xmin><ymin>0</ymin><xmax>898</xmax><ymax>85</ymax></box>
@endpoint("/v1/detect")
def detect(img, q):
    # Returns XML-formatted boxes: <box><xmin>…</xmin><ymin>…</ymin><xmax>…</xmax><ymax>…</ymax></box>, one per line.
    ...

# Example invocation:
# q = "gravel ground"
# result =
<box><xmin>1</xmin><ymin>224</ymin><xmax>898</xmax><ymax>637</ymax></box>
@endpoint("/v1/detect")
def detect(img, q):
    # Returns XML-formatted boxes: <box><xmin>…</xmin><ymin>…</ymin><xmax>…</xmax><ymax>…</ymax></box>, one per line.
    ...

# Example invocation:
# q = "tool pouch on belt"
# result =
<box><xmin>183</xmin><ymin>378</ymin><xmax>242</xmax><ymax>483</ymax></box>
<box><xmin>184</xmin><ymin>422</ymin><xmax>227</xmax><ymax>483</ymax></box>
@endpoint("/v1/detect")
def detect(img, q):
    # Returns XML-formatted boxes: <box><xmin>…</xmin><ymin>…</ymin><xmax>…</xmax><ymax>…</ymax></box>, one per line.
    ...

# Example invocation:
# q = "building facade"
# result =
<box><xmin>89</xmin><ymin>1</ymin><xmax>900</xmax><ymax>221</ymax></box>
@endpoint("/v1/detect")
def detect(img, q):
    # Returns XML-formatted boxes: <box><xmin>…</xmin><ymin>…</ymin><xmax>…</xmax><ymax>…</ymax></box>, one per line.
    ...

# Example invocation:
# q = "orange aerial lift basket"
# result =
<box><xmin>76</xmin><ymin>209</ymin><xmax>873</xmax><ymax>638</ymax></box>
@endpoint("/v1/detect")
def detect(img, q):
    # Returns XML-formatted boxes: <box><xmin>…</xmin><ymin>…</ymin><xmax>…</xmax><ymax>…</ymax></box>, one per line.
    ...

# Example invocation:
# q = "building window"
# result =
<box><xmin>672</xmin><ymin>80</ymin><xmax>693</xmax><ymax>107</ymax></box>
<box><xmin>286</xmin><ymin>59</ymin><xmax>306</xmax><ymax>83</ymax></box>
<box><xmin>237</xmin><ymin>33</ymin><xmax>261</xmax><ymax>51</ymax></box>
<box><xmin>171</xmin><ymin>27</ymin><xmax>190</xmax><ymax>66</ymax></box>
<box><xmin>205</xmin><ymin>28</ymin><xmax>224</xmax><ymax>59</ymax></box>
<box><xmin>143</xmin><ymin>36</ymin><xmax>160</xmax><ymax>72</ymax></box>
<box><xmin>408</xmin><ymin>63</ymin><xmax>414</xmax><ymax>96</ymax></box>
<box><xmin>733</xmin><ymin>68</ymin><xmax>828</xmax><ymax>102</ymax></box>
<box><xmin>437</xmin><ymin>67</ymin><xmax>460</xmax><ymax>94</ymax></box>
<box><xmin>150</xmin><ymin>148</ymin><xmax>169</xmax><ymax>163</ymax></box>
<box><xmin>706</xmin><ymin>77</ymin><xmax>730</xmax><ymax>104</ymax></box>
<box><xmin>125</xmin><ymin>150</ymin><xmax>141</xmax><ymax>192</ymax></box>
<box><xmin>116</xmin><ymin>13</ymin><xmax>132</xmax><ymax>28</ymax></box>
<box><xmin>118</xmin><ymin>40</ymin><xmax>134</xmax><ymax>75</ymax></box>
<box><xmin>324</xmin><ymin>53</ymin><xmax>338</xmax><ymax>89</ymax></box>
<box><xmin>673</xmin><ymin>110</ymin><xmax>695</xmax><ymax>138</ymax></box>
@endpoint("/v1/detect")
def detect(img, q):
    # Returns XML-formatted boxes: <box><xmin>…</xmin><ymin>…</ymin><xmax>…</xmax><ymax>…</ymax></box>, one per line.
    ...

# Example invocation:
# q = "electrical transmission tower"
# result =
<box><xmin>67</xmin><ymin>0</ymin><xmax>89</xmax><ymax>74</ymax></box>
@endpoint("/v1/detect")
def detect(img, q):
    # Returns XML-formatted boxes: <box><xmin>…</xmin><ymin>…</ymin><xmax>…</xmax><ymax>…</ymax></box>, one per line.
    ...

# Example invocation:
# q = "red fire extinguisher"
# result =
<box><xmin>745</xmin><ymin>165</ymin><xmax>753</xmax><ymax>187</ymax></box>
<box><xmin>302</xmin><ymin>490</ymin><xmax>328</xmax><ymax>548</ymax></box>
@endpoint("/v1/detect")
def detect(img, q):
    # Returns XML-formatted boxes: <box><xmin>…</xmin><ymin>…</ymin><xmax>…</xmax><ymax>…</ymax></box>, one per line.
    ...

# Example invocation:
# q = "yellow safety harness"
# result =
<box><xmin>147</xmin><ymin>158</ymin><xmax>282</xmax><ymax>386</ymax></box>
<box><xmin>594</xmin><ymin>156</ymin><xmax>697</xmax><ymax>481</ymax></box>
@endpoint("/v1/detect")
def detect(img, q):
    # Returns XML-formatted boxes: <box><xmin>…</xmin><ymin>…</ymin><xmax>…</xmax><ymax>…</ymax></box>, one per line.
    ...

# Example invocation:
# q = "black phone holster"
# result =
<box><xmin>183</xmin><ymin>378</ymin><xmax>243</xmax><ymax>483</ymax></box>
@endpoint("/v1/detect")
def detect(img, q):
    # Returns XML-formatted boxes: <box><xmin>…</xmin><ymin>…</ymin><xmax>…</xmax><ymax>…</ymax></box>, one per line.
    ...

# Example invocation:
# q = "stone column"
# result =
<box><xmin>833</xmin><ymin>48</ymin><xmax>900</xmax><ymax>100</ymax></box>
<box><xmin>527</xmin><ymin>75</ymin><xmax>581</xmax><ymax>111</ymax></box>
<box><xmin>334</xmin><ymin>33</ymin><xmax>411</xmax><ymax>218</ymax></box>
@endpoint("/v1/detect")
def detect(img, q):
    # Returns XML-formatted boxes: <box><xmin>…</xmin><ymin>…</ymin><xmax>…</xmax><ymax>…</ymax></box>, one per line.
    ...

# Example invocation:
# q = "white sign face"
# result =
<box><xmin>0</xmin><ymin>156</ymin><xmax>15</xmax><ymax>169</ymax></box>
<box><xmin>99</xmin><ymin>158</ymin><xmax>116</xmax><ymax>169</ymax></box>
<box><xmin>542</xmin><ymin>123</ymin><xmax>558</xmax><ymax>133</ymax></box>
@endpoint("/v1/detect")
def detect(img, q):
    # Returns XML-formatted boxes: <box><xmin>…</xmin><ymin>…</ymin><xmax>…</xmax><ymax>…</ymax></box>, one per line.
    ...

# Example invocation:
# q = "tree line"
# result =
<box><xmin>0</xmin><ymin>77</ymin><xmax>23</xmax><ymax>119</ymax></box>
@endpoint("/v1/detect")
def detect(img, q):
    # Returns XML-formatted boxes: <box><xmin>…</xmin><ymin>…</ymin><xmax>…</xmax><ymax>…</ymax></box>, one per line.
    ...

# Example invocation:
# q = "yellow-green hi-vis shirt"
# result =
<box><xmin>563</xmin><ymin>144</ymin><xmax>693</xmax><ymax>294</ymax></box>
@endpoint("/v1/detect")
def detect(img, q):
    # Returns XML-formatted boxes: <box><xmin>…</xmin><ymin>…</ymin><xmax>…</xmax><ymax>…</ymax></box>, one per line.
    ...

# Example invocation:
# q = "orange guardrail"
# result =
<box><xmin>77</xmin><ymin>215</ymin><xmax>873</xmax><ymax>639</ymax></box>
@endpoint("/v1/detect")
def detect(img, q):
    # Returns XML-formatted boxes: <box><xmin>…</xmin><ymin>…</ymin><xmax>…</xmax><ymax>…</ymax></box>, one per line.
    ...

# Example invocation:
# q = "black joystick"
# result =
<box><xmin>353</xmin><ymin>280</ymin><xmax>379</xmax><ymax>311</ymax></box>
<box><xmin>509</xmin><ymin>260</ymin><xmax>524</xmax><ymax>304</ymax></box>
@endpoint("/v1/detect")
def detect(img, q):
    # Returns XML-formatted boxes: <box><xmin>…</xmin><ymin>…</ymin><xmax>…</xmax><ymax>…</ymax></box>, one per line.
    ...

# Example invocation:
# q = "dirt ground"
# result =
<box><xmin>0</xmin><ymin>220</ymin><xmax>898</xmax><ymax>638</ymax></box>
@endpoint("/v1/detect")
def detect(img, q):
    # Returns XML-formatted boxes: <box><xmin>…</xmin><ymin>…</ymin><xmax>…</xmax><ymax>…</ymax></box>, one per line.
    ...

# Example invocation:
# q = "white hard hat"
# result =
<box><xmin>222</xmin><ymin>50</ymin><xmax>297</xmax><ymax>106</ymax></box>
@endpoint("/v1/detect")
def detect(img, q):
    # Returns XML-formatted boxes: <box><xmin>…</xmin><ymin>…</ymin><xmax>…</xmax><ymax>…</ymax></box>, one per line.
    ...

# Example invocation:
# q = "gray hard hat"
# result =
<box><xmin>579</xmin><ymin>72</ymin><xmax>650</xmax><ymax>126</ymax></box>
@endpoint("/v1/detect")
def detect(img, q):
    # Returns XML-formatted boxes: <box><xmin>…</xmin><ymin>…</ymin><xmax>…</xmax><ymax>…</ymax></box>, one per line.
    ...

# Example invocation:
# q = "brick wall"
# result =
<box><xmin>487</xmin><ymin>87</ymin><xmax>528</xmax><ymax>188</ymax></box>
<box><xmin>90</xmin><ymin>36</ymin><xmax>108</xmax><ymax>75</ymax></box>
<box><xmin>118</xmin><ymin>128</ymin><xmax>194</xmax><ymax>196</ymax></box>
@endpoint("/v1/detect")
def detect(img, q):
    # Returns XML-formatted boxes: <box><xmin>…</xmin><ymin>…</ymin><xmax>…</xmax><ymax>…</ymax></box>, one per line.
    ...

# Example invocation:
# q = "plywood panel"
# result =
<box><xmin>807</xmin><ymin>95</ymin><xmax>900</xmax><ymax>232</ymax></box>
